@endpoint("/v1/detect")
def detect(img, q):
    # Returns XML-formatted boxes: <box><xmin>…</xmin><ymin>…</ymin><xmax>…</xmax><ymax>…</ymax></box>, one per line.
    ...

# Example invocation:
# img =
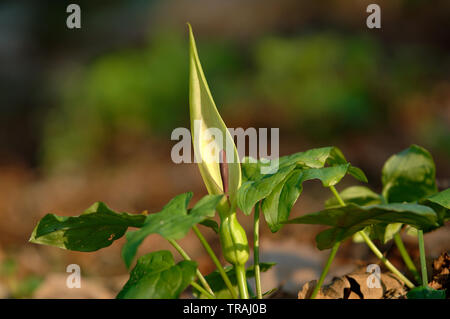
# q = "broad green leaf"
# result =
<box><xmin>261</xmin><ymin>169</ymin><xmax>303</xmax><ymax>232</ymax></box>
<box><xmin>407</xmin><ymin>286</ymin><xmax>446</xmax><ymax>299</ymax></box>
<box><xmin>240</xmin><ymin>156</ymin><xmax>265</xmax><ymax>183</ymax></box>
<box><xmin>382</xmin><ymin>145</ymin><xmax>437</xmax><ymax>203</ymax></box>
<box><xmin>325</xmin><ymin>186</ymin><xmax>382</xmax><ymax>208</ymax></box>
<box><xmin>238</xmin><ymin>147</ymin><xmax>367</xmax><ymax>232</ymax></box>
<box><xmin>301</xmin><ymin>164</ymin><xmax>352</xmax><ymax>187</ymax></box>
<box><xmin>275</xmin><ymin>147</ymin><xmax>342</xmax><ymax>170</ymax></box>
<box><xmin>117</xmin><ymin>250</ymin><xmax>197</xmax><ymax>299</ymax></box>
<box><xmin>420</xmin><ymin>188</ymin><xmax>450</xmax><ymax>225</ymax></box>
<box><xmin>238</xmin><ymin>162</ymin><xmax>361</xmax><ymax>231</ymax></box>
<box><xmin>262</xmin><ymin>165</ymin><xmax>351</xmax><ymax>232</ymax></box>
<box><xmin>278</xmin><ymin>146</ymin><xmax>348</xmax><ymax>169</ymax></box>
<box><xmin>237</xmin><ymin>165</ymin><xmax>296</xmax><ymax>216</ymax></box>
<box><xmin>286</xmin><ymin>203</ymin><xmax>438</xmax><ymax>250</ymax></box>
<box><xmin>325</xmin><ymin>186</ymin><xmax>387</xmax><ymax>243</ymax></box>
<box><xmin>188</xmin><ymin>24</ymin><xmax>241</xmax><ymax>209</ymax></box>
<box><xmin>242</xmin><ymin>146</ymin><xmax>367</xmax><ymax>183</ymax></box>
<box><xmin>193</xmin><ymin>262</ymin><xmax>276</xmax><ymax>299</ymax></box>
<box><xmin>122</xmin><ymin>193</ymin><xmax>222</xmax><ymax>268</ymax></box>
<box><xmin>29</xmin><ymin>202</ymin><xmax>146</xmax><ymax>252</ymax></box>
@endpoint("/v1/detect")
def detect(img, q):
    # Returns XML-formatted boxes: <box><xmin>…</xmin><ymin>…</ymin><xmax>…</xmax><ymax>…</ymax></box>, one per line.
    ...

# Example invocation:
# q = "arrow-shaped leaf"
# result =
<box><xmin>286</xmin><ymin>203</ymin><xmax>439</xmax><ymax>250</ymax></box>
<box><xmin>29</xmin><ymin>202</ymin><xmax>146</xmax><ymax>252</ymax></box>
<box><xmin>117</xmin><ymin>250</ymin><xmax>197</xmax><ymax>299</ymax></box>
<box><xmin>237</xmin><ymin>165</ymin><xmax>296</xmax><ymax>216</ymax></box>
<box><xmin>262</xmin><ymin>164</ymin><xmax>352</xmax><ymax>232</ymax></box>
<box><xmin>242</xmin><ymin>146</ymin><xmax>367</xmax><ymax>184</ymax></box>
<box><xmin>122</xmin><ymin>192</ymin><xmax>223</xmax><ymax>268</ymax></box>
<box><xmin>238</xmin><ymin>149</ymin><xmax>367</xmax><ymax>232</ymax></box>
<box><xmin>238</xmin><ymin>147</ymin><xmax>367</xmax><ymax>232</ymax></box>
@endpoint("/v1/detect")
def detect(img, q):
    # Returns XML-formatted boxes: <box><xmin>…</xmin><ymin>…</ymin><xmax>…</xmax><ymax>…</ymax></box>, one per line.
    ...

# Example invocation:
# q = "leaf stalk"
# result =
<box><xmin>168</xmin><ymin>238</ymin><xmax>215</xmax><ymax>297</ymax></box>
<box><xmin>393</xmin><ymin>232</ymin><xmax>421</xmax><ymax>283</ymax></box>
<box><xmin>418</xmin><ymin>230</ymin><xmax>428</xmax><ymax>287</ymax></box>
<box><xmin>253</xmin><ymin>202</ymin><xmax>262</xmax><ymax>299</ymax></box>
<box><xmin>359</xmin><ymin>231</ymin><xmax>415</xmax><ymax>289</ymax></box>
<box><xmin>235</xmin><ymin>264</ymin><xmax>249</xmax><ymax>299</ymax></box>
<box><xmin>310</xmin><ymin>241</ymin><xmax>340</xmax><ymax>299</ymax></box>
<box><xmin>192</xmin><ymin>225</ymin><xmax>238</xmax><ymax>298</ymax></box>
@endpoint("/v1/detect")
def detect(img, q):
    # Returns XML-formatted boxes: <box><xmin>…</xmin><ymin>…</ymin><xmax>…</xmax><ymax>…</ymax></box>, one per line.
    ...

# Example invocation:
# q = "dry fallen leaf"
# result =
<box><xmin>298</xmin><ymin>266</ymin><xmax>407</xmax><ymax>299</ymax></box>
<box><xmin>429</xmin><ymin>251</ymin><xmax>449</xmax><ymax>296</ymax></box>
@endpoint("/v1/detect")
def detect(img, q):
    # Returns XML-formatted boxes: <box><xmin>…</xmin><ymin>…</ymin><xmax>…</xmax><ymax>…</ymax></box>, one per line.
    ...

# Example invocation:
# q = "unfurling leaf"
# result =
<box><xmin>117</xmin><ymin>250</ymin><xmax>197</xmax><ymax>299</ymax></box>
<box><xmin>122</xmin><ymin>192</ymin><xmax>223</xmax><ymax>268</ymax></box>
<box><xmin>286</xmin><ymin>203</ymin><xmax>438</xmax><ymax>250</ymax></box>
<box><xmin>29</xmin><ymin>202</ymin><xmax>146</xmax><ymax>251</ymax></box>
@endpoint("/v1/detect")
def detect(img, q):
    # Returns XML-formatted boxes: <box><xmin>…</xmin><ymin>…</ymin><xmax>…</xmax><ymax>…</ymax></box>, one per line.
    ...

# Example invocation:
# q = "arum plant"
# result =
<box><xmin>28</xmin><ymin>25</ymin><xmax>258</xmax><ymax>300</ymax></box>
<box><xmin>188</xmin><ymin>23</ymin><xmax>250</xmax><ymax>299</ymax></box>
<box><xmin>27</xmin><ymin>25</ymin><xmax>449</xmax><ymax>300</ymax></box>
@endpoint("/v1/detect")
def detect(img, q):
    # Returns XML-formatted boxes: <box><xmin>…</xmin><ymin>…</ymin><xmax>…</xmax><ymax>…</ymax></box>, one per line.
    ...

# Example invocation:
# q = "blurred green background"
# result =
<box><xmin>0</xmin><ymin>0</ymin><xmax>448</xmax><ymax>298</ymax></box>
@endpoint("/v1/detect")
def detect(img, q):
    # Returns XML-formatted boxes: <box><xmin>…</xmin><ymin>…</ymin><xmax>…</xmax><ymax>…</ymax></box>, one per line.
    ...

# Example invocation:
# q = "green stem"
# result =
<box><xmin>331</xmin><ymin>185</ymin><xmax>415</xmax><ymax>289</ymax></box>
<box><xmin>309</xmin><ymin>185</ymin><xmax>345</xmax><ymax>299</ymax></box>
<box><xmin>418</xmin><ymin>230</ymin><xmax>428</xmax><ymax>286</ymax></box>
<box><xmin>192</xmin><ymin>225</ymin><xmax>238</xmax><ymax>299</ymax></box>
<box><xmin>393</xmin><ymin>232</ymin><xmax>421</xmax><ymax>283</ymax></box>
<box><xmin>310</xmin><ymin>241</ymin><xmax>340</xmax><ymax>299</ymax></box>
<box><xmin>359</xmin><ymin>231</ymin><xmax>415</xmax><ymax>289</ymax></box>
<box><xmin>253</xmin><ymin>203</ymin><xmax>262</xmax><ymax>299</ymax></box>
<box><xmin>247</xmin><ymin>280</ymin><xmax>256</xmax><ymax>298</ymax></box>
<box><xmin>190</xmin><ymin>281</ymin><xmax>215</xmax><ymax>299</ymax></box>
<box><xmin>330</xmin><ymin>185</ymin><xmax>346</xmax><ymax>207</ymax></box>
<box><xmin>235</xmin><ymin>264</ymin><xmax>249</xmax><ymax>299</ymax></box>
<box><xmin>168</xmin><ymin>238</ymin><xmax>215</xmax><ymax>297</ymax></box>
